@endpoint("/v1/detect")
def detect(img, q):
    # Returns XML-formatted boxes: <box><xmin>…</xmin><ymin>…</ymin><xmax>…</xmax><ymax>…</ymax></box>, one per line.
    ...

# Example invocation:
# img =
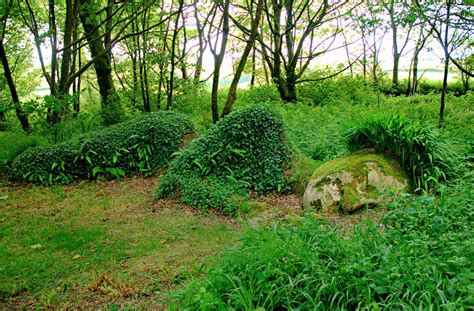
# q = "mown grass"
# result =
<box><xmin>0</xmin><ymin>178</ymin><xmax>240</xmax><ymax>309</ymax></box>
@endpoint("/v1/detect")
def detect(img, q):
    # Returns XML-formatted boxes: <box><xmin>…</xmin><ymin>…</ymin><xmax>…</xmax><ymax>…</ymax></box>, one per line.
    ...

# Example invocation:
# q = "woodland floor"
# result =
<box><xmin>0</xmin><ymin>177</ymin><xmax>386</xmax><ymax>309</ymax></box>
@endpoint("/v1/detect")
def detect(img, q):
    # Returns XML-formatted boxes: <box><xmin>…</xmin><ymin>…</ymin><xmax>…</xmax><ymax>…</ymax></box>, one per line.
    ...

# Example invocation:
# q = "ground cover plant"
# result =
<box><xmin>1</xmin><ymin>0</ymin><xmax>472</xmax><ymax>307</ymax></box>
<box><xmin>172</xmin><ymin>174</ymin><xmax>473</xmax><ymax>309</ymax></box>
<box><xmin>345</xmin><ymin>114</ymin><xmax>462</xmax><ymax>191</ymax></box>
<box><xmin>0</xmin><ymin>178</ymin><xmax>240</xmax><ymax>309</ymax></box>
<box><xmin>156</xmin><ymin>106</ymin><xmax>292</xmax><ymax>215</ymax></box>
<box><xmin>7</xmin><ymin>112</ymin><xmax>194</xmax><ymax>185</ymax></box>
<box><xmin>0</xmin><ymin>84</ymin><xmax>472</xmax><ymax>309</ymax></box>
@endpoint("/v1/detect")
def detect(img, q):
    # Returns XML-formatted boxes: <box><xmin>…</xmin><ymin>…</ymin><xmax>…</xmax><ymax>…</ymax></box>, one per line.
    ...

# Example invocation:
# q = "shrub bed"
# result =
<box><xmin>156</xmin><ymin>106</ymin><xmax>292</xmax><ymax>215</ymax></box>
<box><xmin>8</xmin><ymin>112</ymin><xmax>194</xmax><ymax>185</ymax></box>
<box><xmin>344</xmin><ymin>114</ymin><xmax>461</xmax><ymax>191</ymax></box>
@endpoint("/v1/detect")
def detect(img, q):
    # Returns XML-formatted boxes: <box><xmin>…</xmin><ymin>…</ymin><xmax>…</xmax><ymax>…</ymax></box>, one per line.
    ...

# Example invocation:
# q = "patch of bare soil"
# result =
<box><xmin>250</xmin><ymin>191</ymin><xmax>387</xmax><ymax>234</ymax></box>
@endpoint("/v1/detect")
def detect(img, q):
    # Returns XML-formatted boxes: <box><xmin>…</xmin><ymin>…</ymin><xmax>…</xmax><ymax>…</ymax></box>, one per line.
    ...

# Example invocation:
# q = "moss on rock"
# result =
<box><xmin>303</xmin><ymin>152</ymin><xmax>409</xmax><ymax>213</ymax></box>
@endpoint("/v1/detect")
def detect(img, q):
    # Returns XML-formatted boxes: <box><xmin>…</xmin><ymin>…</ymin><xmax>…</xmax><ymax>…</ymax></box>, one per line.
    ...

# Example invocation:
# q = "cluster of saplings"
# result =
<box><xmin>7</xmin><ymin>112</ymin><xmax>194</xmax><ymax>185</ymax></box>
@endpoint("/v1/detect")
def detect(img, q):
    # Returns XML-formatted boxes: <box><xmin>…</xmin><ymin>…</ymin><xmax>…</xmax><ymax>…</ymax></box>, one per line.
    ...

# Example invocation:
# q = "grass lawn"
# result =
<box><xmin>0</xmin><ymin>174</ymin><xmax>387</xmax><ymax>309</ymax></box>
<box><xmin>0</xmin><ymin>177</ymin><xmax>240</xmax><ymax>309</ymax></box>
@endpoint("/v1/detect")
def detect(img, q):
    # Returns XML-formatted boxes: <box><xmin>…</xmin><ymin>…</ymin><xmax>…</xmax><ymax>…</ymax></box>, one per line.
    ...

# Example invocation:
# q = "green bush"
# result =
<box><xmin>172</xmin><ymin>175</ymin><xmax>473</xmax><ymax>309</ymax></box>
<box><xmin>344</xmin><ymin>114</ymin><xmax>461</xmax><ymax>191</ymax></box>
<box><xmin>8</xmin><ymin>112</ymin><xmax>194</xmax><ymax>185</ymax></box>
<box><xmin>0</xmin><ymin>132</ymin><xmax>47</xmax><ymax>174</ymax></box>
<box><xmin>156</xmin><ymin>106</ymin><xmax>292</xmax><ymax>215</ymax></box>
<box><xmin>298</xmin><ymin>75</ymin><xmax>378</xmax><ymax>107</ymax></box>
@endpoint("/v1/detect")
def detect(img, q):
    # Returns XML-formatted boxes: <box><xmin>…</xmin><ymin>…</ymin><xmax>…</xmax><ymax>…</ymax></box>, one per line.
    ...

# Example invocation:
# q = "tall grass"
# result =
<box><xmin>345</xmin><ymin>114</ymin><xmax>462</xmax><ymax>191</ymax></box>
<box><xmin>171</xmin><ymin>175</ymin><xmax>473</xmax><ymax>309</ymax></box>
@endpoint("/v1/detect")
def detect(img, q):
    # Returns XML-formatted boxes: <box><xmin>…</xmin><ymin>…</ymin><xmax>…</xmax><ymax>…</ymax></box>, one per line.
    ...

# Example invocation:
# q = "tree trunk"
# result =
<box><xmin>440</xmin><ymin>50</ymin><xmax>449</xmax><ymax>125</ymax></box>
<box><xmin>221</xmin><ymin>0</ymin><xmax>264</xmax><ymax>117</ymax></box>
<box><xmin>79</xmin><ymin>0</ymin><xmax>122</xmax><ymax>125</ymax></box>
<box><xmin>412</xmin><ymin>49</ymin><xmax>420</xmax><ymax>95</ymax></box>
<box><xmin>210</xmin><ymin>0</ymin><xmax>230</xmax><ymax>123</ymax></box>
<box><xmin>0</xmin><ymin>40</ymin><xmax>31</xmax><ymax>133</ymax></box>
<box><xmin>167</xmin><ymin>0</ymin><xmax>184</xmax><ymax>110</ymax></box>
<box><xmin>142</xmin><ymin>7</ymin><xmax>151</xmax><ymax>111</ymax></box>
<box><xmin>250</xmin><ymin>44</ymin><xmax>256</xmax><ymax>87</ymax></box>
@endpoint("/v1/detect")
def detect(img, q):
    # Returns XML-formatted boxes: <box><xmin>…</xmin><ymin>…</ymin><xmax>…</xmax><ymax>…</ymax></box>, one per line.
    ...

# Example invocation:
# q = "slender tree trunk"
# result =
<box><xmin>262</xmin><ymin>51</ymin><xmax>269</xmax><ymax>84</ymax></box>
<box><xmin>167</xmin><ymin>0</ymin><xmax>184</xmax><ymax>110</ymax></box>
<box><xmin>75</xmin><ymin>47</ymin><xmax>82</xmax><ymax>114</ymax></box>
<box><xmin>439</xmin><ymin>0</ymin><xmax>452</xmax><ymax>126</ymax></box>
<box><xmin>391</xmin><ymin>26</ymin><xmax>400</xmax><ymax>93</ymax></box>
<box><xmin>179</xmin><ymin>12</ymin><xmax>188</xmax><ymax>80</ymax></box>
<box><xmin>142</xmin><ymin>7</ymin><xmax>151</xmax><ymax>112</ymax></box>
<box><xmin>79</xmin><ymin>0</ymin><xmax>122</xmax><ymax>124</ymax></box>
<box><xmin>440</xmin><ymin>49</ymin><xmax>449</xmax><ymax>124</ymax></box>
<box><xmin>0</xmin><ymin>40</ymin><xmax>31</xmax><ymax>133</ymax></box>
<box><xmin>412</xmin><ymin>49</ymin><xmax>420</xmax><ymax>95</ymax></box>
<box><xmin>221</xmin><ymin>0</ymin><xmax>264</xmax><ymax>117</ymax></box>
<box><xmin>210</xmin><ymin>0</ymin><xmax>230</xmax><ymax>123</ymax></box>
<box><xmin>405</xmin><ymin>57</ymin><xmax>413</xmax><ymax>96</ymax></box>
<box><xmin>250</xmin><ymin>44</ymin><xmax>256</xmax><ymax>87</ymax></box>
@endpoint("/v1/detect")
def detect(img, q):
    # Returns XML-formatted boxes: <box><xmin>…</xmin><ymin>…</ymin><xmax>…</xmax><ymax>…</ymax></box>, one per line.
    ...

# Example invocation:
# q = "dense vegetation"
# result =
<box><xmin>0</xmin><ymin>0</ymin><xmax>472</xmax><ymax>309</ymax></box>
<box><xmin>7</xmin><ymin>112</ymin><xmax>194</xmax><ymax>185</ymax></box>
<box><xmin>173</xmin><ymin>174</ymin><xmax>473</xmax><ymax>309</ymax></box>
<box><xmin>345</xmin><ymin>115</ymin><xmax>461</xmax><ymax>191</ymax></box>
<box><xmin>156</xmin><ymin>106</ymin><xmax>292</xmax><ymax>215</ymax></box>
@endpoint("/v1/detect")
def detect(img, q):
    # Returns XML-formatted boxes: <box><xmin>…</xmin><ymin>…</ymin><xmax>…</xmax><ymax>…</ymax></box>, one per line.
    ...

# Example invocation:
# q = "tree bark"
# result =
<box><xmin>167</xmin><ymin>0</ymin><xmax>184</xmax><ymax>110</ymax></box>
<box><xmin>0</xmin><ymin>39</ymin><xmax>31</xmax><ymax>133</ymax></box>
<box><xmin>210</xmin><ymin>0</ymin><xmax>230</xmax><ymax>123</ymax></box>
<box><xmin>0</xmin><ymin>1</ymin><xmax>31</xmax><ymax>132</ymax></box>
<box><xmin>221</xmin><ymin>0</ymin><xmax>264</xmax><ymax>117</ymax></box>
<box><xmin>79</xmin><ymin>0</ymin><xmax>122</xmax><ymax>124</ymax></box>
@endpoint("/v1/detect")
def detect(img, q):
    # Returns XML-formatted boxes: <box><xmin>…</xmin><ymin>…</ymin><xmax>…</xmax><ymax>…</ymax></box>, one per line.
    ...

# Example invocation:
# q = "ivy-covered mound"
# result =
<box><xmin>8</xmin><ymin>112</ymin><xmax>194</xmax><ymax>185</ymax></box>
<box><xmin>156</xmin><ymin>106</ymin><xmax>292</xmax><ymax>215</ymax></box>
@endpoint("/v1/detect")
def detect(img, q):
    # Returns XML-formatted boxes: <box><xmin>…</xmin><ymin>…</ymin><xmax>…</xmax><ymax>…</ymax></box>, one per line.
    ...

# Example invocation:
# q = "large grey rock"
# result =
<box><xmin>303</xmin><ymin>153</ymin><xmax>409</xmax><ymax>213</ymax></box>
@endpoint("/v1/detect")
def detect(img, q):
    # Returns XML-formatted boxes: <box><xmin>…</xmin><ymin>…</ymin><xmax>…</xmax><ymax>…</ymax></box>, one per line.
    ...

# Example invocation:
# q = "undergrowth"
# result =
<box><xmin>171</xmin><ymin>174</ymin><xmax>473</xmax><ymax>309</ymax></box>
<box><xmin>156</xmin><ymin>106</ymin><xmax>292</xmax><ymax>215</ymax></box>
<box><xmin>7</xmin><ymin>112</ymin><xmax>194</xmax><ymax>185</ymax></box>
<box><xmin>345</xmin><ymin>114</ymin><xmax>462</xmax><ymax>191</ymax></box>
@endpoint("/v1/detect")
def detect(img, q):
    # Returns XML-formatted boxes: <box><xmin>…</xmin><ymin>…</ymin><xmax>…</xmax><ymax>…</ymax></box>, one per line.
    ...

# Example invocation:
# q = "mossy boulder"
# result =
<box><xmin>303</xmin><ymin>153</ymin><xmax>409</xmax><ymax>213</ymax></box>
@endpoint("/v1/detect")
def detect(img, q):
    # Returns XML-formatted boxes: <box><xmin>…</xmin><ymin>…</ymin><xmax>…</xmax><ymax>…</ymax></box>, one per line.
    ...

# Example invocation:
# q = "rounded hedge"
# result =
<box><xmin>8</xmin><ymin>112</ymin><xmax>195</xmax><ymax>185</ymax></box>
<box><xmin>156</xmin><ymin>106</ymin><xmax>292</xmax><ymax>215</ymax></box>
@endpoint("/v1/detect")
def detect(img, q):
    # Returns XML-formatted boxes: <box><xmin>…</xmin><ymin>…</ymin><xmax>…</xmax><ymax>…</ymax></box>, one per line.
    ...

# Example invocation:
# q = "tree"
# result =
<box><xmin>257</xmin><ymin>0</ymin><xmax>357</xmax><ymax>102</ymax></box>
<box><xmin>0</xmin><ymin>0</ymin><xmax>31</xmax><ymax>132</ymax></box>
<box><xmin>221</xmin><ymin>0</ymin><xmax>264</xmax><ymax>117</ymax></box>
<box><xmin>415</xmin><ymin>0</ymin><xmax>473</xmax><ymax>124</ymax></box>
<box><xmin>382</xmin><ymin>0</ymin><xmax>417</xmax><ymax>94</ymax></box>
<box><xmin>209</xmin><ymin>0</ymin><xmax>230</xmax><ymax>123</ymax></box>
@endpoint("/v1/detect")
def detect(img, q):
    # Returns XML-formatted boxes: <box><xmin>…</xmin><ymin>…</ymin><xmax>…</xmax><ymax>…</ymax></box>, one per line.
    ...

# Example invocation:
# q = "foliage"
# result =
<box><xmin>156</xmin><ymin>106</ymin><xmax>292</xmax><ymax>215</ymax></box>
<box><xmin>344</xmin><ymin>114</ymin><xmax>462</xmax><ymax>191</ymax></box>
<box><xmin>0</xmin><ymin>132</ymin><xmax>47</xmax><ymax>174</ymax></box>
<box><xmin>172</xmin><ymin>175</ymin><xmax>473</xmax><ymax>309</ymax></box>
<box><xmin>7</xmin><ymin>112</ymin><xmax>194</xmax><ymax>185</ymax></box>
<box><xmin>298</xmin><ymin>74</ymin><xmax>378</xmax><ymax>106</ymax></box>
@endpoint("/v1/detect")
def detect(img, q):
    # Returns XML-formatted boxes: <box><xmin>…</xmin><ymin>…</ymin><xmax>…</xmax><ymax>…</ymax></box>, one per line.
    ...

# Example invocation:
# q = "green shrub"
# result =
<box><xmin>8</xmin><ymin>112</ymin><xmax>194</xmax><ymax>185</ymax></box>
<box><xmin>298</xmin><ymin>75</ymin><xmax>378</xmax><ymax>107</ymax></box>
<box><xmin>172</xmin><ymin>175</ymin><xmax>473</xmax><ymax>309</ymax></box>
<box><xmin>156</xmin><ymin>106</ymin><xmax>292</xmax><ymax>215</ymax></box>
<box><xmin>0</xmin><ymin>132</ymin><xmax>47</xmax><ymax>174</ymax></box>
<box><xmin>344</xmin><ymin>114</ymin><xmax>461</xmax><ymax>191</ymax></box>
<box><xmin>7</xmin><ymin>142</ymin><xmax>85</xmax><ymax>184</ymax></box>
